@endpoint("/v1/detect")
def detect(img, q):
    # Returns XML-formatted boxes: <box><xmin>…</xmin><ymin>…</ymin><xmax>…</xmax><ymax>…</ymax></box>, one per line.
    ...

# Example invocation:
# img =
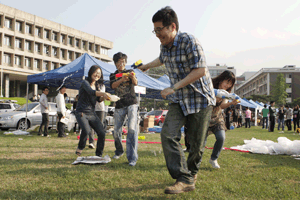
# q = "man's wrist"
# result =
<box><xmin>171</xmin><ymin>86</ymin><xmax>178</xmax><ymax>91</ymax></box>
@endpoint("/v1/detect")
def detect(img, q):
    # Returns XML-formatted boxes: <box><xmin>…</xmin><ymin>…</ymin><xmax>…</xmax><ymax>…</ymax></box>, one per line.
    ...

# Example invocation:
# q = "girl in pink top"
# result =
<box><xmin>245</xmin><ymin>107</ymin><xmax>252</xmax><ymax>128</ymax></box>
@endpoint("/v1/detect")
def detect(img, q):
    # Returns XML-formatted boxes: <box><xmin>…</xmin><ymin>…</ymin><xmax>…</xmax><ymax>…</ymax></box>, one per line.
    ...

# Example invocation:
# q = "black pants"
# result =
<box><xmin>57</xmin><ymin>113</ymin><xmax>66</xmax><ymax>137</ymax></box>
<box><xmin>90</xmin><ymin>111</ymin><xmax>107</xmax><ymax>144</ymax></box>
<box><xmin>74</xmin><ymin>123</ymin><xmax>81</xmax><ymax>133</ymax></box>
<box><xmin>226</xmin><ymin>116</ymin><xmax>230</xmax><ymax>129</ymax></box>
<box><xmin>269</xmin><ymin>116</ymin><xmax>275</xmax><ymax>132</ymax></box>
<box><xmin>184</xmin><ymin>125</ymin><xmax>190</xmax><ymax>151</ymax></box>
<box><xmin>285</xmin><ymin>119</ymin><xmax>292</xmax><ymax>131</ymax></box>
<box><xmin>293</xmin><ymin>118</ymin><xmax>299</xmax><ymax>131</ymax></box>
<box><xmin>245</xmin><ymin>118</ymin><xmax>251</xmax><ymax>128</ymax></box>
<box><xmin>38</xmin><ymin>113</ymin><xmax>49</xmax><ymax>135</ymax></box>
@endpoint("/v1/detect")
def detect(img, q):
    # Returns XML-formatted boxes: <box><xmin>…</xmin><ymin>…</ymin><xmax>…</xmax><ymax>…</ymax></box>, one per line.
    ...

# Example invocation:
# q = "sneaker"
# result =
<box><xmin>129</xmin><ymin>161</ymin><xmax>136</xmax><ymax>166</ymax></box>
<box><xmin>279</xmin><ymin>131</ymin><xmax>284</xmax><ymax>133</ymax></box>
<box><xmin>164</xmin><ymin>181</ymin><xmax>195</xmax><ymax>194</ymax></box>
<box><xmin>112</xmin><ymin>153</ymin><xmax>123</xmax><ymax>159</ymax></box>
<box><xmin>42</xmin><ymin>134</ymin><xmax>47</xmax><ymax>137</ymax></box>
<box><xmin>88</xmin><ymin>143</ymin><xmax>95</xmax><ymax>149</ymax></box>
<box><xmin>209</xmin><ymin>159</ymin><xmax>220</xmax><ymax>169</ymax></box>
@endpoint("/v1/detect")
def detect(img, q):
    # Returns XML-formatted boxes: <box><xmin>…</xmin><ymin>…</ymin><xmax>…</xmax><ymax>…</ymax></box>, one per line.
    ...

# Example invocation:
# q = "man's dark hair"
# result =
<box><xmin>152</xmin><ymin>6</ymin><xmax>179</xmax><ymax>32</ymax></box>
<box><xmin>285</xmin><ymin>105</ymin><xmax>289</xmax><ymax>108</ymax></box>
<box><xmin>270</xmin><ymin>101</ymin><xmax>275</xmax><ymax>104</ymax></box>
<box><xmin>42</xmin><ymin>86</ymin><xmax>49</xmax><ymax>91</ymax></box>
<box><xmin>264</xmin><ymin>104</ymin><xmax>267</xmax><ymax>108</ymax></box>
<box><xmin>113</xmin><ymin>52</ymin><xmax>127</xmax><ymax>64</ymax></box>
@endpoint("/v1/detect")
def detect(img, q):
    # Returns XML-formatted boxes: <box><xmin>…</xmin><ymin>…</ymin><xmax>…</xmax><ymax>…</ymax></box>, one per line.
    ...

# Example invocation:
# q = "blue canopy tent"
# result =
<box><xmin>27</xmin><ymin>53</ymin><xmax>170</xmax><ymax>99</ymax></box>
<box><xmin>157</xmin><ymin>74</ymin><xmax>171</xmax><ymax>86</ymax></box>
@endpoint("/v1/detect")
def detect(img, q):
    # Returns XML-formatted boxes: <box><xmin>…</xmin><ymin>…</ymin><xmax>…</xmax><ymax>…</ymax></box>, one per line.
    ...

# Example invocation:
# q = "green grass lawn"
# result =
<box><xmin>0</xmin><ymin>126</ymin><xmax>299</xmax><ymax>199</ymax></box>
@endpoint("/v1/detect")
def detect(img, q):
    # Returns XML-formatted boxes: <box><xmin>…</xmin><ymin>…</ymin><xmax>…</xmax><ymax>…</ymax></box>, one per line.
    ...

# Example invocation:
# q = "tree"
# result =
<box><xmin>248</xmin><ymin>94</ymin><xmax>272</xmax><ymax>104</ymax></box>
<box><xmin>147</xmin><ymin>65</ymin><xmax>167</xmax><ymax>78</ymax></box>
<box><xmin>270</xmin><ymin>73</ymin><xmax>288</xmax><ymax>106</ymax></box>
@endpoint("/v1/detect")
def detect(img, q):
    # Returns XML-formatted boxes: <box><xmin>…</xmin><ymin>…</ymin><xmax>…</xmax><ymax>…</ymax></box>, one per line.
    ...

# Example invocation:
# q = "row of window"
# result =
<box><xmin>1</xmin><ymin>17</ymin><xmax>109</xmax><ymax>54</ymax></box>
<box><xmin>3</xmin><ymin>53</ymin><xmax>104</xmax><ymax>70</ymax></box>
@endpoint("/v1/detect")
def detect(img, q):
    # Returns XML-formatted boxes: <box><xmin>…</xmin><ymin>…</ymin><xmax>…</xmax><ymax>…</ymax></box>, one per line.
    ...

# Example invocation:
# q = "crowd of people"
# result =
<box><xmin>34</xmin><ymin>6</ymin><xmax>299</xmax><ymax>195</ymax></box>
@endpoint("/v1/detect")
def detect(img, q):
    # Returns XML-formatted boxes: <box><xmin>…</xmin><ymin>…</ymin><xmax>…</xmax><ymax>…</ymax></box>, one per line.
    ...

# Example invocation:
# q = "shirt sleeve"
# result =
<box><xmin>81</xmin><ymin>80</ymin><xmax>96</xmax><ymax>96</ymax></box>
<box><xmin>185</xmin><ymin>35</ymin><xmax>206</xmax><ymax>69</ymax></box>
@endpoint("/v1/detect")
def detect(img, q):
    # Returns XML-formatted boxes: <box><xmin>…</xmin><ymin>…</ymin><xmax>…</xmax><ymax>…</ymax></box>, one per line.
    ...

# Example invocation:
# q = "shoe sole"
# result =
<box><xmin>164</xmin><ymin>186</ymin><xmax>195</xmax><ymax>194</ymax></box>
<box><xmin>88</xmin><ymin>145</ymin><xmax>95</xmax><ymax>149</ymax></box>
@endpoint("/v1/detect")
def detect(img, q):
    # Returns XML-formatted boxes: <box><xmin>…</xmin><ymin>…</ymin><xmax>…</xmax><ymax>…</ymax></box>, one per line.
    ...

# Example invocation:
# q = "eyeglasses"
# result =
<box><xmin>152</xmin><ymin>26</ymin><xmax>168</xmax><ymax>34</ymax></box>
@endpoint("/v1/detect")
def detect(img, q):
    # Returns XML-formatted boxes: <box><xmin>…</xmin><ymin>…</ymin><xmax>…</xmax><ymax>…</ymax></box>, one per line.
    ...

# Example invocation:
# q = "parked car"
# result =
<box><xmin>0</xmin><ymin>100</ymin><xmax>20</xmax><ymax>113</ymax></box>
<box><xmin>0</xmin><ymin>102</ymin><xmax>57</xmax><ymax>131</ymax></box>
<box><xmin>145</xmin><ymin>110</ymin><xmax>168</xmax><ymax>126</ymax></box>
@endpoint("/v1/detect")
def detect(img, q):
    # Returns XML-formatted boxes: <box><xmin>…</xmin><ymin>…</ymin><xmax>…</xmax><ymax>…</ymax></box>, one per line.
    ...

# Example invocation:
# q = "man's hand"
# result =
<box><xmin>128</xmin><ymin>72</ymin><xmax>136</xmax><ymax>79</ymax></box>
<box><xmin>232</xmin><ymin>99</ymin><xmax>239</xmax><ymax>105</ymax></box>
<box><xmin>120</xmin><ymin>75</ymin><xmax>129</xmax><ymax>82</ymax></box>
<box><xmin>161</xmin><ymin>87</ymin><xmax>175</xmax><ymax>99</ymax></box>
<box><xmin>138</xmin><ymin>65</ymin><xmax>149</xmax><ymax>72</ymax></box>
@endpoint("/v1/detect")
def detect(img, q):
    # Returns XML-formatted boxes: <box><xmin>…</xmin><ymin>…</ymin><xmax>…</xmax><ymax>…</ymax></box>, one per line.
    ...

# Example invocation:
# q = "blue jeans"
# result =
<box><xmin>262</xmin><ymin>117</ymin><xmax>268</xmax><ymax>129</ymax></box>
<box><xmin>75</xmin><ymin>112</ymin><xmax>106</xmax><ymax>157</ymax></box>
<box><xmin>278</xmin><ymin>118</ymin><xmax>284</xmax><ymax>130</ymax></box>
<box><xmin>161</xmin><ymin>103</ymin><xmax>213</xmax><ymax>184</ymax></box>
<box><xmin>210</xmin><ymin>129</ymin><xmax>225</xmax><ymax>160</ymax></box>
<box><xmin>113</xmin><ymin>104</ymin><xmax>138</xmax><ymax>163</ymax></box>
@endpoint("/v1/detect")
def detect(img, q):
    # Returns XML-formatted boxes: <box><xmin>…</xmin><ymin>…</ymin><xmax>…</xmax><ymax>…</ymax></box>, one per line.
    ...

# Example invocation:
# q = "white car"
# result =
<box><xmin>0</xmin><ymin>100</ymin><xmax>20</xmax><ymax>113</ymax></box>
<box><xmin>0</xmin><ymin>102</ymin><xmax>57</xmax><ymax>131</ymax></box>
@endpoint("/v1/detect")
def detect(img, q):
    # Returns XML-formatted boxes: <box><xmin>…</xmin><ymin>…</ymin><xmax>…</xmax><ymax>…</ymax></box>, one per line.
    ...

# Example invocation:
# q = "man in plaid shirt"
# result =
<box><xmin>139</xmin><ymin>6</ymin><xmax>216</xmax><ymax>194</ymax></box>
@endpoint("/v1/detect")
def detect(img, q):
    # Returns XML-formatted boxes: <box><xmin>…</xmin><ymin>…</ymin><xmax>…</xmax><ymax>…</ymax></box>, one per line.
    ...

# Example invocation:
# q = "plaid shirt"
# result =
<box><xmin>159</xmin><ymin>31</ymin><xmax>216</xmax><ymax>116</ymax></box>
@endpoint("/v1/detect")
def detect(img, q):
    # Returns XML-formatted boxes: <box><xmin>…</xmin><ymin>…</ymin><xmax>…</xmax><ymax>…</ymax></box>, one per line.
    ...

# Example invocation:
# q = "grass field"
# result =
<box><xmin>0</xmin><ymin>126</ymin><xmax>299</xmax><ymax>199</ymax></box>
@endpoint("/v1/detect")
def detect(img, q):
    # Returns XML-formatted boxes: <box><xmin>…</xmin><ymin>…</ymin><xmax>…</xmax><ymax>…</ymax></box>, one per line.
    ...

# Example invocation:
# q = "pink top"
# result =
<box><xmin>245</xmin><ymin>110</ymin><xmax>251</xmax><ymax>118</ymax></box>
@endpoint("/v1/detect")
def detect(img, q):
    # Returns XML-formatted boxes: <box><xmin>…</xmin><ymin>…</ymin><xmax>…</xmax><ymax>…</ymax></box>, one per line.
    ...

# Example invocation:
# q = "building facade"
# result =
<box><xmin>235</xmin><ymin>65</ymin><xmax>300</xmax><ymax>103</ymax></box>
<box><xmin>0</xmin><ymin>4</ymin><xmax>113</xmax><ymax>99</ymax></box>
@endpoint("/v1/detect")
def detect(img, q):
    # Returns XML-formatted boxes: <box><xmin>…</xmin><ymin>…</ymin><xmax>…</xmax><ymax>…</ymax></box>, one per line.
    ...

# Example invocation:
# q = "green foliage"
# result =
<box><xmin>270</xmin><ymin>73</ymin><xmax>288</xmax><ymax>106</ymax></box>
<box><xmin>66</xmin><ymin>103</ymin><xmax>72</xmax><ymax>110</ymax></box>
<box><xmin>147</xmin><ymin>65</ymin><xmax>167</xmax><ymax>78</ymax></box>
<box><xmin>0</xmin><ymin>127</ymin><xmax>300</xmax><ymax>199</ymax></box>
<box><xmin>292</xmin><ymin>97</ymin><xmax>300</xmax><ymax>106</ymax></box>
<box><xmin>0</xmin><ymin>97</ymin><xmax>31</xmax><ymax>106</ymax></box>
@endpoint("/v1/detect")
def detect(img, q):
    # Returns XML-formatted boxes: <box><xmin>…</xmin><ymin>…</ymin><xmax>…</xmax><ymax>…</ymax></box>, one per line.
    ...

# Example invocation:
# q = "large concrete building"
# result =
<box><xmin>235</xmin><ymin>65</ymin><xmax>300</xmax><ymax>103</ymax></box>
<box><xmin>0</xmin><ymin>4</ymin><xmax>113</xmax><ymax>99</ymax></box>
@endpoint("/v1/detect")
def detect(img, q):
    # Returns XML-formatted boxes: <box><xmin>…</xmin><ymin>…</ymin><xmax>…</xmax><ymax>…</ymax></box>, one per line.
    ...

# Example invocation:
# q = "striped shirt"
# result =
<box><xmin>159</xmin><ymin>31</ymin><xmax>216</xmax><ymax>116</ymax></box>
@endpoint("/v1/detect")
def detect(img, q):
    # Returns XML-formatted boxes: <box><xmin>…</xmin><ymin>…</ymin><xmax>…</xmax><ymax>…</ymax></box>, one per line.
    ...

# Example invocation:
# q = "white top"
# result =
<box><xmin>56</xmin><ymin>92</ymin><xmax>67</xmax><ymax>116</ymax></box>
<box><xmin>39</xmin><ymin>93</ymin><xmax>49</xmax><ymax>113</ymax></box>
<box><xmin>95</xmin><ymin>85</ymin><xmax>108</xmax><ymax>112</ymax></box>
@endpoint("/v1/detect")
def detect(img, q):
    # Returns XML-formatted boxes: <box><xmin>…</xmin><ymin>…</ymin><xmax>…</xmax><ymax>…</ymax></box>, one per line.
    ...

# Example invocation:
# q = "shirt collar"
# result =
<box><xmin>162</xmin><ymin>31</ymin><xmax>181</xmax><ymax>50</ymax></box>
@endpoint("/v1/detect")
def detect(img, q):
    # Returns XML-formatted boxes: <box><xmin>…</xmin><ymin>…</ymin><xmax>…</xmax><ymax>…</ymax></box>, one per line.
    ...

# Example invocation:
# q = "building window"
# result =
<box><xmin>35</xmin><ymin>43</ymin><xmax>41</xmax><ymax>53</ymax></box>
<box><xmin>52</xmin><ymin>47</ymin><xmax>58</xmax><ymax>57</ymax></box>
<box><xmin>101</xmin><ymin>47</ymin><xmax>108</xmax><ymax>55</ymax></box>
<box><xmin>25</xmin><ymin>57</ymin><xmax>31</xmax><ymax>68</ymax></box>
<box><xmin>44</xmin><ymin>30</ymin><xmax>50</xmax><ymax>39</ymax></box>
<box><xmin>4</xmin><ymin>54</ymin><xmax>11</xmax><ymax>64</ymax></box>
<box><xmin>25</xmin><ymin>24</ymin><xmax>32</xmax><ymax>34</ymax></box>
<box><xmin>43</xmin><ymin>61</ymin><xmax>48</xmax><ymax>70</ymax></box>
<box><xmin>68</xmin><ymin>36</ymin><xmax>73</xmax><ymax>45</ymax></box>
<box><xmin>89</xmin><ymin>43</ymin><xmax>92</xmax><ymax>51</ymax></box>
<box><xmin>68</xmin><ymin>51</ymin><xmax>72</xmax><ymax>60</ymax></box>
<box><xmin>25</xmin><ymin>40</ymin><xmax>32</xmax><ymax>51</ymax></box>
<box><xmin>51</xmin><ymin>63</ymin><xmax>55</xmax><ymax>70</ymax></box>
<box><xmin>82</xmin><ymin>41</ymin><xmax>86</xmax><ymax>49</ymax></box>
<box><xmin>34</xmin><ymin>59</ymin><xmax>39</xmax><ymax>69</ymax></box>
<box><xmin>4</xmin><ymin>36</ymin><xmax>11</xmax><ymax>47</ymax></box>
<box><xmin>44</xmin><ymin>45</ymin><xmax>50</xmax><ymax>55</ymax></box>
<box><xmin>75</xmin><ymin>52</ymin><xmax>81</xmax><ymax>58</ymax></box>
<box><xmin>15</xmin><ymin>21</ymin><xmax>22</xmax><ymax>32</ymax></box>
<box><xmin>95</xmin><ymin>44</ymin><xmax>99</xmax><ymax>53</ymax></box>
<box><xmin>60</xmin><ymin>49</ymin><xmax>65</xmax><ymax>59</ymax></box>
<box><xmin>5</xmin><ymin>18</ymin><xmax>12</xmax><ymax>29</ymax></box>
<box><xmin>75</xmin><ymin>39</ymin><xmax>79</xmax><ymax>47</ymax></box>
<box><xmin>52</xmin><ymin>32</ymin><xmax>58</xmax><ymax>41</ymax></box>
<box><xmin>15</xmin><ymin>56</ymin><xmax>21</xmax><ymax>66</ymax></box>
<box><xmin>15</xmin><ymin>38</ymin><xmax>22</xmax><ymax>49</ymax></box>
<box><xmin>35</xmin><ymin>27</ymin><xmax>41</xmax><ymax>37</ymax></box>
<box><xmin>61</xmin><ymin>34</ymin><xmax>66</xmax><ymax>43</ymax></box>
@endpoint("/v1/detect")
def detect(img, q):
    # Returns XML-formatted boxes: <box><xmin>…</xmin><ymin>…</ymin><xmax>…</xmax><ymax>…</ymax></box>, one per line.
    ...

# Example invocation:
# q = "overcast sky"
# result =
<box><xmin>1</xmin><ymin>0</ymin><xmax>300</xmax><ymax>76</ymax></box>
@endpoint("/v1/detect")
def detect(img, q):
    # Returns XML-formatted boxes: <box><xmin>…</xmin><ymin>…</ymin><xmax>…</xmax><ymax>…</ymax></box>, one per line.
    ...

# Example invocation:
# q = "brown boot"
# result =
<box><xmin>193</xmin><ymin>174</ymin><xmax>197</xmax><ymax>184</ymax></box>
<box><xmin>164</xmin><ymin>181</ymin><xmax>195</xmax><ymax>194</ymax></box>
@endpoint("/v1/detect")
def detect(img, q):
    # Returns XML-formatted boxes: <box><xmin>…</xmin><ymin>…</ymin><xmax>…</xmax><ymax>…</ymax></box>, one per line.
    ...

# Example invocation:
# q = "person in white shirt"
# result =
<box><xmin>56</xmin><ymin>85</ymin><xmax>67</xmax><ymax>137</ymax></box>
<box><xmin>38</xmin><ymin>87</ymin><xmax>50</xmax><ymax>136</ymax></box>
